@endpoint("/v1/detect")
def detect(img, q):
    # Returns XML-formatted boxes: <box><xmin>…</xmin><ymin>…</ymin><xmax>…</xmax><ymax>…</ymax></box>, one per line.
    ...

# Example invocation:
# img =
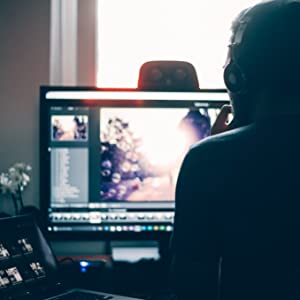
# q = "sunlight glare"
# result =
<box><xmin>97</xmin><ymin>0</ymin><xmax>260</xmax><ymax>88</ymax></box>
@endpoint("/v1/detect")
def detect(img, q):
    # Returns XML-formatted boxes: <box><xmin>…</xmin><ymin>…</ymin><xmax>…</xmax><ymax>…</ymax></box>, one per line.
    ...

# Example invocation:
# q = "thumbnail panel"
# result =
<box><xmin>5</xmin><ymin>267</ymin><xmax>23</xmax><ymax>285</ymax></box>
<box><xmin>0</xmin><ymin>269</ymin><xmax>10</xmax><ymax>289</ymax></box>
<box><xmin>0</xmin><ymin>244</ymin><xmax>10</xmax><ymax>260</ymax></box>
<box><xmin>51</xmin><ymin>115</ymin><xmax>88</xmax><ymax>141</ymax></box>
<box><xmin>17</xmin><ymin>239</ymin><xmax>33</xmax><ymax>254</ymax></box>
<box><xmin>29</xmin><ymin>262</ymin><xmax>46</xmax><ymax>278</ymax></box>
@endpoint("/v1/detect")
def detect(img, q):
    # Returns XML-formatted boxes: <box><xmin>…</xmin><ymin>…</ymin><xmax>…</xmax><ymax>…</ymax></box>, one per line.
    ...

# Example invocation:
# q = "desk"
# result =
<box><xmin>56</xmin><ymin>255</ymin><xmax>173</xmax><ymax>299</ymax></box>
<box><xmin>57</xmin><ymin>255</ymin><xmax>112</xmax><ymax>265</ymax></box>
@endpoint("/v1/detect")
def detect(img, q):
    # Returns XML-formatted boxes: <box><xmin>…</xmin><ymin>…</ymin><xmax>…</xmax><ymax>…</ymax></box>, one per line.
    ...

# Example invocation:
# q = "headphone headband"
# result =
<box><xmin>224</xmin><ymin>0</ymin><xmax>300</xmax><ymax>94</ymax></box>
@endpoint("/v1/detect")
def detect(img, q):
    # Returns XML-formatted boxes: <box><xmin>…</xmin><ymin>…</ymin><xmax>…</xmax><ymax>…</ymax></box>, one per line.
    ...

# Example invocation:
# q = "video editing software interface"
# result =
<box><xmin>42</xmin><ymin>89</ymin><xmax>229</xmax><ymax>234</ymax></box>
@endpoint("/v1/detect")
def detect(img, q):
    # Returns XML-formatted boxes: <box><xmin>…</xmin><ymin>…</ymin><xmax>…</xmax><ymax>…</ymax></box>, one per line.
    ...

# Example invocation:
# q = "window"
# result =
<box><xmin>96</xmin><ymin>0</ymin><xmax>260</xmax><ymax>88</ymax></box>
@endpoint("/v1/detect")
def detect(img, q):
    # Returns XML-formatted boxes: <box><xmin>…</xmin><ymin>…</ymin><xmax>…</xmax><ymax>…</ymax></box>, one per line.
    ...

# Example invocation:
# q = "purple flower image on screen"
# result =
<box><xmin>99</xmin><ymin>108</ymin><xmax>212</xmax><ymax>202</ymax></box>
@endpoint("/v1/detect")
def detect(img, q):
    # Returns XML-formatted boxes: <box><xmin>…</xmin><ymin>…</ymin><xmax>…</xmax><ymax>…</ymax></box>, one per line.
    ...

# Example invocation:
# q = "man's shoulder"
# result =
<box><xmin>189</xmin><ymin>124</ymin><xmax>255</xmax><ymax>158</ymax></box>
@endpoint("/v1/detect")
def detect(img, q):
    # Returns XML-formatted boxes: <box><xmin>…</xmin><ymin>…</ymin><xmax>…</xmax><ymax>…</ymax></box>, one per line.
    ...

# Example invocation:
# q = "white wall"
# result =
<box><xmin>0</xmin><ymin>0</ymin><xmax>50</xmax><ymax>214</ymax></box>
<box><xmin>0</xmin><ymin>0</ymin><xmax>107</xmax><ymax>255</ymax></box>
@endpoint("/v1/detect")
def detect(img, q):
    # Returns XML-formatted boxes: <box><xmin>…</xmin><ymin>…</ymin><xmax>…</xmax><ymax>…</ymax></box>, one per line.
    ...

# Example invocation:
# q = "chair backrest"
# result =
<box><xmin>137</xmin><ymin>60</ymin><xmax>199</xmax><ymax>91</ymax></box>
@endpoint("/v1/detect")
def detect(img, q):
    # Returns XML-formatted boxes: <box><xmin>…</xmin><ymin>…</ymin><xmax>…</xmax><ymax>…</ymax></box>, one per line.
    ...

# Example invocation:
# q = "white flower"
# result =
<box><xmin>0</xmin><ymin>163</ymin><xmax>31</xmax><ymax>195</ymax></box>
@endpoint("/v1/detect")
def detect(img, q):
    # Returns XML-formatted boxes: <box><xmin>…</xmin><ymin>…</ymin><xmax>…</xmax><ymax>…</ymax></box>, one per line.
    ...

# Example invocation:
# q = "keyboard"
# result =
<box><xmin>50</xmin><ymin>291</ymin><xmax>114</xmax><ymax>300</ymax></box>
<box><xmin>47</xmin><ymin>289</ymin><xmax>142</xmax><ymax>300</ymax></box>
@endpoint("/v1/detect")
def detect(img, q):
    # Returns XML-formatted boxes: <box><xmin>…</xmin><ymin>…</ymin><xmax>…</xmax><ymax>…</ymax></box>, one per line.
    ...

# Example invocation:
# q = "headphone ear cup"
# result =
<box><xmin>224</xmin><ymin>61</ymin><xmax>247</xmax><ymax>94</ymax></box>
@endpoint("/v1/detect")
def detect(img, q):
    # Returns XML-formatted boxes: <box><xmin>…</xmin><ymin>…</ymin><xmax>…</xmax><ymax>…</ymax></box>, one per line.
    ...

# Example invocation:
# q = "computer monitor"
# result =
<box><xmin>40</xmin><ymin>87</ymin><xmax>230</xmax><ymax>239</ymax></box>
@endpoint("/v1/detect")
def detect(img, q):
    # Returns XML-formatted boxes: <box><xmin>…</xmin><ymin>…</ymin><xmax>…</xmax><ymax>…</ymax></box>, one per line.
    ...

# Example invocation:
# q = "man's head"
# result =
<box><xmin>224</xmin><ymin>0</ymin><xmax>300</xmax><ymax>124</ymax></box>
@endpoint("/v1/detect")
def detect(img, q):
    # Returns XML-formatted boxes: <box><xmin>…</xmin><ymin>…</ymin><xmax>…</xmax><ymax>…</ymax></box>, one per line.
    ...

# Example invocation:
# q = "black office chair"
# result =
<box><xmin>136</xmin><ymin>60</ymin><xmax>201</xmax><ymax>300</ymax></box>
<box><xmin>137</xmin><ymin>60</ymin><xmax>199</xmax><ymax>91</ymax></box>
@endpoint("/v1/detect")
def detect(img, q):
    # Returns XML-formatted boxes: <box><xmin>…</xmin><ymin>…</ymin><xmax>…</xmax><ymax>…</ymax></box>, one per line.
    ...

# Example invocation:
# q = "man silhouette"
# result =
<box><xmin>171</xmin><ymin>1</ymin><xmax>300</xmax><ymax>300</ymax></box>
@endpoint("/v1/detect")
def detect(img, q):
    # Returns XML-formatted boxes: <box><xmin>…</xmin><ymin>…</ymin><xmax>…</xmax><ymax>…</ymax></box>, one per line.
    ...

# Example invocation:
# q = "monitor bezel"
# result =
<box><xmin>40</xmin><ymin>86</ymin><xmax>230</xmax><ymax>241</ymax></box>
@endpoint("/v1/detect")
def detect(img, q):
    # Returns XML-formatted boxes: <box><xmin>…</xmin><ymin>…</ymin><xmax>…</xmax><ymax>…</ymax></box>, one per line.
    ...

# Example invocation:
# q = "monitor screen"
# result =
<box><xmin>40</xmin><ymin>88</ymin><xmax>230</xmax><ymax>237</ymax></box>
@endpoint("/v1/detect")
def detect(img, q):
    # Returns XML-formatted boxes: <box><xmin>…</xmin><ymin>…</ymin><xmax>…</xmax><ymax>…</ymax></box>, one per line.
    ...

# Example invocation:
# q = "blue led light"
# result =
<box><xmin>79</xmin><ymin>261</ymin><xmax>90</xmax><ymax>267</ymax></box>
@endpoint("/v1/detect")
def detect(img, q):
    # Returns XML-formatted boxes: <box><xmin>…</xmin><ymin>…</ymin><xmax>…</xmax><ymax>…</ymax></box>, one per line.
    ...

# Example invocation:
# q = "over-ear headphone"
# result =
<box><xmin>223</xmin><ymin>8</ymin><xmax>252</xmax><ymax>95</ymax></box>
<box><xmin>223</xmin><ymin>57</ymin><xmax>247</xmax><ymax>94</ymax></box>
